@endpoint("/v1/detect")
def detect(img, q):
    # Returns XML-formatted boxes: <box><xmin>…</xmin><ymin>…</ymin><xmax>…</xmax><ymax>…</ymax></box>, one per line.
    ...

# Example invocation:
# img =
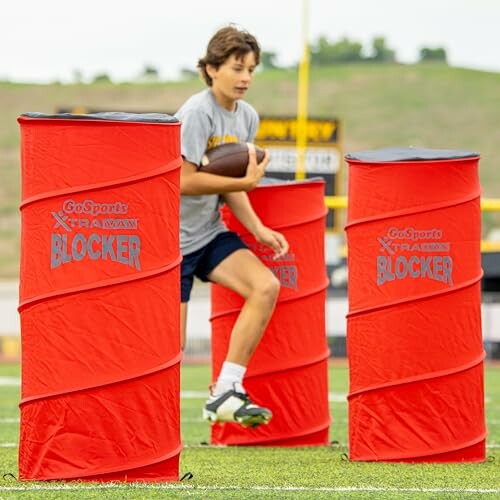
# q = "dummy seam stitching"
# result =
<box><xmin>217</xmin><ymin>419</ymin><xmax>332</xmax><ymax>446</ymax></box>
<box><xmin>243</xmin><ymin>347</ymin><xmax>331</xmax><ymax>378</ymax></box>
<box><xmin>19</xmin><ymin>352</ymin><xmax>183</xmax><ymax>405</ymax></box>
<box><xmin>344</xmin><ymin>191</ymin><xmax>481</xmax><ymax>229</ymax></box>
<box><xmin>347</xmin><ymin>350</ymin><xmax>486</xmax><ymax>398</ymax></box>
<box><xmin>25</xmin><ymin>443</ymin><xmax>184</xmax><ymax>481</ymax></box>
<box><xmin>351</xmin><ymin>432</ymin><xmax>487</xmax><ymax>462</ymax></box>
<box><xmin>18</xmin><ymin>254</ymin><xmax>182</xmax><ymax>310</ymax></box>
<box><xmin>347</xmin><ymin>272</ymin><xmax>483</xmax><ymax>317</ymax></box>
<box><xmin>19</xmin><ymin>157</ymin><xmax>182</xmax><ymax>209</ymax></box>
<box><xmin>233</xmin><ymin>207</ymin><xmax>328</xmax><ymax>233</ymax></box>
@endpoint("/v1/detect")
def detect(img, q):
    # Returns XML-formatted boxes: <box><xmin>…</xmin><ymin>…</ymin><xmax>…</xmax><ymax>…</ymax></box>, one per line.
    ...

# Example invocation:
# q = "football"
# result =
<box><xmin>199</xmin><ymin>142</ymin><xmax>266</xmax><ymax>177</ymax></box>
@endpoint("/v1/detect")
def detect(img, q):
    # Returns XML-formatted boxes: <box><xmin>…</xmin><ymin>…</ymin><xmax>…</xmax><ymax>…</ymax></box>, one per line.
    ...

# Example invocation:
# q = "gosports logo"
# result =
<box><xmin>377</xmin><ymin>226</ymin><xmax>452</xmax><ymax>286</ymax></box>
<box><xmin>50</xmin><ymin>199</ymin><xmax>141</xmax><ymax>270</ymax></box>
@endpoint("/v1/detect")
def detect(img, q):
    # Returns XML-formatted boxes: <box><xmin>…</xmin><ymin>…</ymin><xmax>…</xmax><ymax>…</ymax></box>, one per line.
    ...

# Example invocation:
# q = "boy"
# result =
<box><xmin>175</xmin><ymin>26</ymin><xmax>289</xmax><ymax>427</ymax></box>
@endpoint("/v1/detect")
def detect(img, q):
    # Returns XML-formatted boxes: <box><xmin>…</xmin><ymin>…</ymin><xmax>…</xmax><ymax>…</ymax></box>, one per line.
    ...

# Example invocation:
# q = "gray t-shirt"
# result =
<box><xmin>175</xmin><ymin>89</ymin><xmax>259</xmax><ymax>255</ymax></box>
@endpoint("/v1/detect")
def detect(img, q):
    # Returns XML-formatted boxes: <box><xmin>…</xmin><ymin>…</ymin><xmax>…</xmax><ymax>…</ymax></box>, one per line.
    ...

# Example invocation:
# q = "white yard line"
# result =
<box><xmin>0</xmin><ymin>377</ymin><xmax>20</xmax><ymax>386</ymax></box>
<box><xmin>0</xmin><ymin>484</ymin><xmax>498</xmax><ymax>494</ymax></box>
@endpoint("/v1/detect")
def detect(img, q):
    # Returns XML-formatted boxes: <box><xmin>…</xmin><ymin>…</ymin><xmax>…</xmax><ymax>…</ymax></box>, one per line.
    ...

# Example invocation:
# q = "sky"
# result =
<box><xmin>1</xmin><ymin>0</ymin><xmax>499</xmax><ymax>83</ymax></box>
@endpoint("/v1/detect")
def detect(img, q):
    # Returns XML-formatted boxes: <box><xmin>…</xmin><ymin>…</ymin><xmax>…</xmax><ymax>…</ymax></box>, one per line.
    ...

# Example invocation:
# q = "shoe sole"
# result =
<box><xmin>203</xmin><ymin>409</ymin><xmax>272</xmax><ymax>428</ymax></box>
<box><xmin>236</xmin><ymin>412</ymin><xmax>272</xmax><ymax>428</ymax></box>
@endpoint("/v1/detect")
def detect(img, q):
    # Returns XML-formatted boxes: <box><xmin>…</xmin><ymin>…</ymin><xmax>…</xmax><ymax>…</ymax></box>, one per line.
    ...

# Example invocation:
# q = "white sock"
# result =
<box><xmin>214</xmin><ymin>361</ymin><xmax>246</xmax><ymax>395</ymax></box>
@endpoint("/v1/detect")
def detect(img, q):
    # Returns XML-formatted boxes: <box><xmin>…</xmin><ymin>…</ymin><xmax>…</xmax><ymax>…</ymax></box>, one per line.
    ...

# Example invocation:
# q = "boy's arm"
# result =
<box><xmin>222</xmin><ymin>191</ymin><xmax>289</xmax><ymax>259</ymax></box>
<box><xmin>180</xmin><ymin>144</ymin><xmax>269</xmax><ymax>196</ymax></box>
<box><xmin>180</xmin><ymin>160</ymin><xmax>252</xmax><ymax>195</ymax></box>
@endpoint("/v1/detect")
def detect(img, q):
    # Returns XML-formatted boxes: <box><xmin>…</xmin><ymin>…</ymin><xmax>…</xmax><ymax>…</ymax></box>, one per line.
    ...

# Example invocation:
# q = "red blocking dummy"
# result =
<box><xmin>211</xmin><ymin>179</ymin><xmax>331</xmax><ymax>446</ymax></box>
<box><xmin>345</xmin><ymin>147</ymin><xmax>486</xmax><ymax>462</ymax></box>
<box><xmin>17</xmin><ymin>112</ymin><xmax>182</xmax><ymax>481</ymax></box>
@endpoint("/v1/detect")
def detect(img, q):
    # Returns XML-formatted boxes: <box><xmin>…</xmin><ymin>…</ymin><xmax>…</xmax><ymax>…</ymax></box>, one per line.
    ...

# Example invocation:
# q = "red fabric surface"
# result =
<box><xmin>17</xmin><ymin>116</ymin><xmax>182</xmax><ymax>480</ymax></box>
<box><xmin>345</xmin><ymin>155</ymin><xmax>486</xmax><ymax>462</ymax></box>
<box><xmin>211</xmin><ymin>180</ymin><xmax>331</xmax><ymax>445</ymax></box>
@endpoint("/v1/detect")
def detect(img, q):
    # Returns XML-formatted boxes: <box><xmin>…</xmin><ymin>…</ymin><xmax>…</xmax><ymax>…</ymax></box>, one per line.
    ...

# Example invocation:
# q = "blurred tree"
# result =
<box><xmin>140</xmin><ymin>64</ymin><xmax>160</xmax><ymax>81</ymax></box>
<box><xmin>311</xmin><ymin>36</ymin><xmax>363</xmax><ymax>65</ymax></box>
<box><xmin>180</xmin><ymin>67</ymin><xmax>198</xmax><ymax>80</ymax></box>
<box><xmin>260</xmin><ymin>50</ymin><xmax>279</xmax><ymax>70</ymax></box>
<box><xmin>92</xmin><ymin>73</ymin><xmax>112</xmax><ymax>83</ymax></box>
<box><xmin>419</xmin><ymin>47</ymin><xmax>448</xmax><ymax>63</ymax></box>
<box><xmin>370</xmin><ymin>37</ymin><xmax>396</xmax><ymax>62</ymax></box>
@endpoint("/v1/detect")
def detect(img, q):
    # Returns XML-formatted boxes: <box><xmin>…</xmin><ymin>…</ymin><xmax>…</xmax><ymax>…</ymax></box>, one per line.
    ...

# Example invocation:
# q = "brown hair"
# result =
<box><xmin>198</xmin><ymin>26</ymin><xmax>261</xmax><ymax>86</ymax></box>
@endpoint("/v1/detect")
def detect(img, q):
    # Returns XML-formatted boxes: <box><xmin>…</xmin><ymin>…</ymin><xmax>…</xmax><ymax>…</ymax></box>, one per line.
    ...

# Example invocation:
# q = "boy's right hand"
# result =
<box><xmin>243</xmin><ymin>143</ymin><xmax>269</xmax><ymax>191</ymax></box>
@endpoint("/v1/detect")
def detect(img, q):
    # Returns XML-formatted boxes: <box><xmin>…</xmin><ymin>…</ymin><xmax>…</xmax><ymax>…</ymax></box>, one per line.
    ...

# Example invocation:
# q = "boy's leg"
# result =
<box><xmin>207</xmin><ymin>248</ymin><xmax>280</xmax><ymax>365</ymax></box>
<box><xmin>203</xmin><ymin>248</ymin><xmax>279</xmax><ymax>426</ymax></box>
<box><xmin>180</xmin><ymin>249</ymin><xmax>197</xmax><ymax>351</ymax></box>
<box><xmin>180</xmin><ymin>302</ymin><xmax>188</xmax><ymax>351</ymax></box>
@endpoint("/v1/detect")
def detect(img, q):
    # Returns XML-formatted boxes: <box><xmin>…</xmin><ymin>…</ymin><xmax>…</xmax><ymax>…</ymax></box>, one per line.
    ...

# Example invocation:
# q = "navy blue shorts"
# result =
<box><xmin>181</xmin><ymin>231</ymin><xmax>248</xmax><ymax>302</ymax></box>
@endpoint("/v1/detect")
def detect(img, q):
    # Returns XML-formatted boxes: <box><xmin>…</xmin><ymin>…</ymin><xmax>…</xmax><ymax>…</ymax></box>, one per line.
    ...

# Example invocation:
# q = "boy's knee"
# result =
<box><xmin>259</xmin><ymin>272</ymin><xmax>280</xmax><ymax>301</ymax></box>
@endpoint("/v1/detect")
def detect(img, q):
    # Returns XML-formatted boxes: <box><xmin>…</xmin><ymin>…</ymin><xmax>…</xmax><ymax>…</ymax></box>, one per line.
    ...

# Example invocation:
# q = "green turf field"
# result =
<box><xmin>0</xmin><ymin>362</ymin><xmax>498</xmax><ymax>499</ymax></box>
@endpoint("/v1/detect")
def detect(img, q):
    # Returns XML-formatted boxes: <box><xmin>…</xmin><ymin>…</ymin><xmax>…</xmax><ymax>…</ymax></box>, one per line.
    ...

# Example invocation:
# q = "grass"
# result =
<box><xmin>0</xmin><ymin>362</ymin><xmax>499</xmax><ymax>498</ymax></box>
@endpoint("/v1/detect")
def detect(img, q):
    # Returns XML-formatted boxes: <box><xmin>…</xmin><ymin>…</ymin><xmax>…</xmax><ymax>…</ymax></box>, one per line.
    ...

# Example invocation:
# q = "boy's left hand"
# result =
<box><xmin>254</xmin><ymin>226</ymin><xmax>289</xmax><ymax>260</ymax></box>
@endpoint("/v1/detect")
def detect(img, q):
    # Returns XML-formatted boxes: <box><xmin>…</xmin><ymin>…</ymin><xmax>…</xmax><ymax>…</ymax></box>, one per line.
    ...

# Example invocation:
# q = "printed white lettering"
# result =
<box><xmin>62</xmin><ymin>199</ymin><xmax>129</xmax><ymax>216</ymax></box>
<box><xmin>377</xmin><ymin>255</ymin><xmax>453</xmax><ymax>286</ymax></box>
<box><xmin>51</xmin><ymin>233</ymin><xmax>141</xmax><ymax>270</ymax></box>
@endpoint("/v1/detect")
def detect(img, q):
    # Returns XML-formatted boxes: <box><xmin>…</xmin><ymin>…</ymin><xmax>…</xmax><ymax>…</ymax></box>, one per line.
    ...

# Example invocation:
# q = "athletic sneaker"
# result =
<box><xmin>202</xmin><ymin>382</ymin><xmax>273</xmax><ymax>427</ymax></box>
